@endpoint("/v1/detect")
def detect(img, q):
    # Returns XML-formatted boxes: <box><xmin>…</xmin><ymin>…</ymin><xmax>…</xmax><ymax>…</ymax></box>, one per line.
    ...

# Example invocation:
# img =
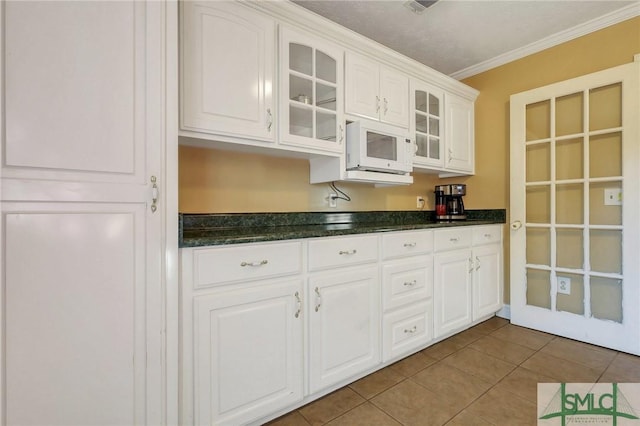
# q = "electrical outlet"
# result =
<box><xmin>557</xmin><ymin>276</ymin><xmax>571</xmax><ymax>295</ymax></box>
<box><xmin>416</xmin><ymin>196</ymin><xmax>425</xmax><ymax>209</ymax></box>
<box><xmin>327</xmin><ymin>193</ymin><xmax>337</xmax><ymax>208</ymax></box>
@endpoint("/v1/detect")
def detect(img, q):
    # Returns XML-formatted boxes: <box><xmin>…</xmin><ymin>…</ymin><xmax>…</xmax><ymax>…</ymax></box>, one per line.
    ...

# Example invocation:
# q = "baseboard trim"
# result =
<box><xmin>496</xmin><ymin>304</ymin><xmax>511</xmax><ymax>320</ymax></box>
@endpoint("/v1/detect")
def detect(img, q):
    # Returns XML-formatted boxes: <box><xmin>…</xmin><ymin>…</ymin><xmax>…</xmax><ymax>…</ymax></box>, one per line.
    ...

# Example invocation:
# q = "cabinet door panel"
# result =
<box><xmin>345</xmin><ymin>53</ymin><xmax>379</xmax><ymax>121</ymax></box>
<box><xmin>382</xmin><ymin>301</ymin><xmax>433</xmax><ymax>361</ymax></box>
<box><xmin>434</xmin><ymin>250</ymin><xmax>472</xmax><ymax>337</ymax></box>
<box><xmin>194</xmin><ymin>280</ymin><xmax>303</xmax><ymax>426</ymax></box>
<box><xmin>3</xmin><ymin>1</ymin><xmax>148</xmax><ymax>184</ymax></box>
<box><xmin>380</xmin><ymin>67</ymin><xmax>409</xmax><ymax>128</ymax></box>
<box><xmin>445</xmin><ymin>93</ymin><xmax>474</xmax><ymax>173</ymax></box>
<box><xmin>473</xmin><ymin>244</ymin><xmax>503</xmax><ymax>320</ymax></box>
<box><xmin>309</xmin><ymin>267</ymin><xmax>380</xmax><ymax>393</ymax></box>
<box><xmin>181</xmin><ymin>1</ymin><xmax>275</xmax><ymax>141</ymax></box>
<box><xmin>4</xmin><ymin>204</ymin><xmax>150</xmax><ymax>426</ymax></box>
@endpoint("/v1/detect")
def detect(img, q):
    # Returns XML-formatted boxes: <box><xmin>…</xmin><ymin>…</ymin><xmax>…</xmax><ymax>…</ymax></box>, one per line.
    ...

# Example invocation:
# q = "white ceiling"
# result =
<box><xmin>292</xmin><ymin>0</ymin><xmax>640</xmax><ymax>79</ymax></box>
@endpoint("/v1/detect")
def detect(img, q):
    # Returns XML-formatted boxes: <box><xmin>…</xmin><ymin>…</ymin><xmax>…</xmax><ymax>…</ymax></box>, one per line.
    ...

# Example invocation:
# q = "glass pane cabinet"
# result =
<box><xmin>411</xmin><ymin>79</ymin><xmax>444</xmax><ymax>168</ymax></box>
<box><xmin>280</xmin><ymin>27</ymin><xmax>343</xmax><ymax>153</ymax></box>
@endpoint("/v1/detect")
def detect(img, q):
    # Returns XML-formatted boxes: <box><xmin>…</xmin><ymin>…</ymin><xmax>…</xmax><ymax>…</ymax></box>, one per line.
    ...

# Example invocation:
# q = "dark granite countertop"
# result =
<box><xmin>179</xmin><ymin>210</ymin><xmax>506</xmax><ymax>248</ymax></box>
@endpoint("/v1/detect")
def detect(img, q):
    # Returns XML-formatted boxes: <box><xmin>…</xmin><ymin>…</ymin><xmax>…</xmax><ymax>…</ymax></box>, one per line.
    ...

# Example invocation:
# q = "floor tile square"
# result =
<box><xmin>470</xmin><ymin>316</ymin><xmax>510</xmax><ymax>335</ymax></box>
<box><xmin>442</xmin><ymin>347</ymin><xmax>517</xmax><ymax>384</ymax></box>
<box><xmin>388</xmin><ymin>351</ymin><xmax>438</xmax><ymax>377</ymax></box>
<box><xmin>599</xmin><ymin>352</ymin><xmax>640</xmax><ymax>382</ymax></box>
<box><xmin>493</xmin><ymin>366</ymin><xmax>555</xmax><ymax>403</ymax></box>
<box><xmin>326</xmin><ymin>402</ymin><xmax>402</xmax><ymax>426</ymax></box>
<box><xmin>469</xmin><ymin>335</ymin><xmax>535</xmax><ymax>365</ymax></box>
<box><xmin>520</xmin><ymin>351</ymin><xmax>601</xmax><ymax>383</ymax></box>
<box><xmin>421</xmin><ymin>339</ymin><xmax>464</xmax><ymax>360</ymax></box>
<box><xmin>539</xmin><ymin>337</ymin><xmax>616</xmax><ymax>372</ymax></box>
<box><xmin>465</xmin><ymin>387</ymin><xmax>537</xmax><ymax>425</ymax></box>
<box><xmin>372</xmin><ymin>380</ymin><xmax>460</xmax><ymax>426</ymax></box>
<box><xmin>298</xmin><ymin>387</ymin><xmax>365</xmax><ymax>426</ymax></box>
<box><xmin>490</xmin><ymin>324</ymin><xmax>554</xmax><ymax>350</ymax></box>
<box><xmin>445</xmin><ymin>409</ymin><xmax>494</xmax><ymax>425</ymax></box>
<box><xmin>411</xmin><ymin>362</ymin><xmax>493</xmax><ymax>409</ymax></box>
<box><xmin>349</xmin><ymin>366</ymin><xmax>405</xmax><ymax>399</ymax></box>
<box><xmin>265</xmin><ymin>410</ymin><xmax>311</xmax><ymax>426</ymax></box>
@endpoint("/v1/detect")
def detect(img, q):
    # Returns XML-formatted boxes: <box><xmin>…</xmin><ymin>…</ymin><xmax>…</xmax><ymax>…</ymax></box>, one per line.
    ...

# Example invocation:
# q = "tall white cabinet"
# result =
<box><xmin>1</xmin><ymin>2</ymin><xmax>177</xmax><ymax>425</ymax></box>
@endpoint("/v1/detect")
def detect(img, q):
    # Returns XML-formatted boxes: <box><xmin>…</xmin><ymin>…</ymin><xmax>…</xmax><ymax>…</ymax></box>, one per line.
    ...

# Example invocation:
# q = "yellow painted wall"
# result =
<box><xmin>179</xmin><ymin>16</ymin><xmax>640</xmax><ymax>302</ymax></box>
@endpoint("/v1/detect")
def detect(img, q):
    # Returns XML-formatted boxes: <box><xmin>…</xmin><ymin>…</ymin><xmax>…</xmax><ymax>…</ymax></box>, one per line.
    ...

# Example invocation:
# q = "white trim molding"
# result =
<box><xmin>450</xmin><ymin>2</ymin><xmax>640</xmax><ymax>80</ymax></box>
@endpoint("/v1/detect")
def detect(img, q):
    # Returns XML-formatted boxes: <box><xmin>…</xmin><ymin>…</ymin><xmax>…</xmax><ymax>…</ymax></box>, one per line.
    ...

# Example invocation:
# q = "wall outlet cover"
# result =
<box><xmin>557</xmin><ymin>276</ymin><xmax>571</xmax><ymax>295</ymax></box>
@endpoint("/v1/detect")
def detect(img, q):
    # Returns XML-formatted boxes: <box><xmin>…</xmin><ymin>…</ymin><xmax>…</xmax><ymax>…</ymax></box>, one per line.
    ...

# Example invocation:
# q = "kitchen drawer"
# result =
<box><xmin>193</xmin><ymin>241</ymin><xmax>303</xmax><ymax>289</ymax></box>
<box><xmin>382</xmin><ymin>301</ymin><xmax>433</xmax><ymax>362</ymax></box>
<box><xmin>382</xmin><ymin>230</ymin><xmax>433</xmax><ymax>260</ymax></box>
<box><xmin>472</xmin><ymin>225</ymin><xmax>502</xmax><ymax>246</ymax></box>
<box><xmin>434</xmin><ymin>228</ymin><xmax>472</xmax><ymax>252</ymax></box>
<box><xmin>308</xmin><ymin>234</ymin><xmax>378</xmax><ymax>271</ymax></box>
<box><xmin>382</xmin><ymin>257</ymin><xmax>432</xmax><ymax>311</ymax></box>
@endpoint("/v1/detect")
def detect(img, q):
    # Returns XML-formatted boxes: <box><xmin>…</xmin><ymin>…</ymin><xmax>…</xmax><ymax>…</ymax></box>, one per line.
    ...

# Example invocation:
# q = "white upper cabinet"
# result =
<box><xmin>180</xmin><ymin>1</ymin><xmax>275</xmax><ymax>142</ymax></box>
<box><xmin>410</xmin><ymin>79</ymin><xmax>445</xmax><ymax>169</ymax></box>
<box><xmin>444</xmin><ymin>92</ymin><xmax>475</xmax><ymax>173</ymax></box>
<box><xmin>279</xmin><ymin>26</ymin><xmax>344</xmax><ymax>153</ymax></box>
<box><xmin>345</xmin><ymin>53</ymin><xmax>409</xmax><ymax>128</ymax></box>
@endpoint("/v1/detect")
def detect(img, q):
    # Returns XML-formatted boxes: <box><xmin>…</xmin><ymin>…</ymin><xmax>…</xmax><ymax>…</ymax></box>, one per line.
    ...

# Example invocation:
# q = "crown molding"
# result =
<box><xmin>450</xmin><ymin>2</ymin><xmax>640</xmax><ymax>81</ymax></box>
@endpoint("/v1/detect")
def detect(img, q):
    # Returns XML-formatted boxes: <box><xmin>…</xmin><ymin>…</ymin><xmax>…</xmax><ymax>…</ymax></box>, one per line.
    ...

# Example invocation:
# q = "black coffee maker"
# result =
<box><xmin>434</xmin><ymin>184</ymin><xmax>467</xmax><ymax>221</ymax></box>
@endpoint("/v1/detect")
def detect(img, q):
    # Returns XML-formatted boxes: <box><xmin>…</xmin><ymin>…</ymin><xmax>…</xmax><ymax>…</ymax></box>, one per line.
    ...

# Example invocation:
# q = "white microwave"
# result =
<box><xmin>345</xmin><ymin>120</ymin><xmax>413</xmax><ymax>175</ymax></box>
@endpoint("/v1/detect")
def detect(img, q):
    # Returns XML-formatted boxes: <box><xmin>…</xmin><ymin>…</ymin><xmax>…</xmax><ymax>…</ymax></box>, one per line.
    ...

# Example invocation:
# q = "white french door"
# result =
<box><xmin>510</xmin><ymin>56</ymin><xmax>640</xmax><ymax>355</ymax></box>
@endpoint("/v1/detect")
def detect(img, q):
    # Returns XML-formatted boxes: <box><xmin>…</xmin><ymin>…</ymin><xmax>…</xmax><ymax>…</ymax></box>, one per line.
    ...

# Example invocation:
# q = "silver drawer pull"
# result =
<box><xmin>240</xmin><ymin>260</ymin><xmax>268</xmax><ymax>267</ymax></box>
<box><xmin>404</xmin><ymin>326</ymin><xmax>418</xmax><ymax>334</ymax></box>
<box><xmin>339</xmin><ymin>249</ymin><xmax>357</xmax><ymax>255</ymax></box>
<box><xmin>294</xmin><ymin>291</ymin><xmax>302</xmax><ymax>318</ymax></box>
<box><xmin>484</xmin><ymin>233</ymin><xmax>492</xmax><ymax>238</ymax></box>
<box><xmin>404</xmin><ymin>280</ymin><xmax>417</xmax><ymax>287</ymax></box>
<box><xmin>315</xmin><ymin>287</ymin><xmax>322</xmax><ymax>312</ymax></box>
<box><xmin>450</xmin><ymin>237</ymin><xmax>459</xmax><ymax>242</ymax></box>
<box><xmin>403</xmin><ymin>242</ymin><xmax>417</xmax><ymax>248</ymax></box>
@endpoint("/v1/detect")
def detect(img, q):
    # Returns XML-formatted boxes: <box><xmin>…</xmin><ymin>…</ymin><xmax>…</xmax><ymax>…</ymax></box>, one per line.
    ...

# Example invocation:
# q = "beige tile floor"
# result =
<box><xmin>266</xmin><ymin>316</ymin><xmax>640</xmax><ymax>426</ymax></box>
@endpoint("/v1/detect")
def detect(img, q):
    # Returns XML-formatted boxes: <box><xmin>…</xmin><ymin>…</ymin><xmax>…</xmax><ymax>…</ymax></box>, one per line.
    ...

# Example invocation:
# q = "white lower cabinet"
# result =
<box><xmin>193</xmin><ymin>280</ymin><xmax>304</xmax><ymax>426</ymax></box>
<box><xmin>308</xmin><ymin>266</ymin><xmax>380</xmax><ymax>393</ymax></box>
<box><xmin>434</xmin><ymin>225</ymin><xmax>503</xmax><ymax>338</ymax></box>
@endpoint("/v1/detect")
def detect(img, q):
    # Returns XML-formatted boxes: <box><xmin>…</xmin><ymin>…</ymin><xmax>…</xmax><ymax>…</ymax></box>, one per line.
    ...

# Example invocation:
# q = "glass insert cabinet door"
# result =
<box><xmin>410</xmin><ymin>79</ymin><xmax>443</xmax><ymax>168</ymax></box>
<box><xmin>509</xmin><ymin>57</ymin><xmax>640</xmax><ymax>355</ymax></box>
<box><xmin>279</xmin><ymin>26</ymin><xmax>344</xmax><ymax>153</ymax></box>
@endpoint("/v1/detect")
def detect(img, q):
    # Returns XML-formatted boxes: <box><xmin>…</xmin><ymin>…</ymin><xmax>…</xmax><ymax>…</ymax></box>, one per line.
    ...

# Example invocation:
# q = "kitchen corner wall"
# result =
<box><xmin>178</xmin><ymin>16</ymin><xmax>640</xmax><ymax>303</ymax></box>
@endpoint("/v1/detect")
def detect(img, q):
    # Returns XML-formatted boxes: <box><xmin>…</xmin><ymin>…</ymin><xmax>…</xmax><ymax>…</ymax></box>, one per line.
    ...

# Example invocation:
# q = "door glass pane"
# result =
<box><xmin>289</xmin><ymin>106</ymin><xmax>312</xmax><ymax>138</ymax></box>
<box><xmin>415</xmin><ymin>90</ymin><xmax>427</xmax><ymax>113</ymax></box>
<box><xmin>316</xmin><ymin>50</ymin><xmax>336</xmax><ymax>83</ymax></box>
<box><xmin>556</xmin><ymin>273</ymin><xmax>584</xmax><ymax>315</ymax></box>
<box><xmin>429</xmin><ymin>137</ymin><xmax>440</xmax><ymax>160</ymax></box>
<box><xmin>429</xmin><ymin>117</ymin><xmax>439</xmax><ymax>136</ymax></box>
<box><xmin>526</xmin><ymin>143</ymin><xmax>550</xmax><ymax>182</ymax></box>
<box><xmin>416</xmin><ymin>134</ymin><xmax>428</xmax><ymax>157</ymax></box>
<box><xmin>591</xmin><ymin>278</ymin><xmax>622</xmax><ymax>323</ymax></box>
<box><xmin>555</xmin><ymin>92</ymin><xmax>583</xmax><ymax>136</ymax></box>
<box><xmin>556</xmin><ymin>183</ymin><xmax>583</xmax><ymax>224</ymax></box>
<box><xmin>526</xmin><ymin>269</ymin><xmax>550</xmax><ymax>309</ymax></box>
<box><xmin>527</xmin><ymin>186</ymin><xmax>550</xmax><ymax>223</ymax></box>
<box><xmin>556</xmin><ymin>228</ymin><xmax>583</xmax><ymax>269</ymax></box>
<box><xmin>526</xmin><ymin>228</ymin><xmax>550</xmax><ymax>266</ymax></box>
<box><xmin>289</xmin><ymin>43</ymin><xmax>312</xmax><ymax>75</ymax></box>
<box><xmin>416</xmin><ymin>113</ymin><xmax>427</xmax><ymax>133</ymax></box>
<box><xmin>429</xmin><ymin>94</ymin><xmax>439</xmax><ymax>117</ymax></box>
<box><xmin>590</xmin><ymin>230</ymin><xmax>622</xmax><ymax>274</ymax></box>
<box><xmin>590</xmin><ymin>83</ymin><xmax>621</xmax><ymax>131</ymax></box>
<box><xmin>316</xmin><ymin>111</ymin><xmax>336</xmax><ymax>142</ymax></box>
<box><xmin>526</xmin><ymin>100</ymin><xmax>550</xmax><ymax>141</ymax></box>
<box><xmin>290</xmin><ymin>75</ymin><xmax>312</xmax><ymax>104</ymax></box>
<box><xmin>590</xmin><ymin>181</ymin><xmax>622</xmax><ymax>225</ymax></box>
<box><xmin>556</xmin><ymin>138</ymin><xmax>583</xmax><ymax>180</ymax></box>
<box><xmin>590</xmin><ymin>132</ymin><xmax>621</xmax><ymax>178</ymax></box>
<box><xmin>316</xmin><ymin>82</ymin><xmax>335</xmax><ymax>111</ymax></box>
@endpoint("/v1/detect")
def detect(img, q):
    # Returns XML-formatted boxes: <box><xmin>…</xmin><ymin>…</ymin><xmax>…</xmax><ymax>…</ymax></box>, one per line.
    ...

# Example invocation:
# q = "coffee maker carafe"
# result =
<box><xmin>434</xmin><ymin>184</ymin><xmax>466</xmax><ymax>221</ymax></box>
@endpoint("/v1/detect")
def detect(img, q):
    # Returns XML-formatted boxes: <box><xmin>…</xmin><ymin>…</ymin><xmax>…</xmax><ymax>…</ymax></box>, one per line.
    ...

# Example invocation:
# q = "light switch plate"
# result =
<box><xmin>604</xmin><ymin>188</ymin><xmax>622</xmax><ymax>206</ymax></box>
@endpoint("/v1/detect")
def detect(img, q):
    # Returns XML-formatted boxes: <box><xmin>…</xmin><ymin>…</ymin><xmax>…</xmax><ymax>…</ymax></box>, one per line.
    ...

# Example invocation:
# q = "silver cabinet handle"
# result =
<box><xmin>404</xmin><ymin>326</ymin><xmax>417</xmax><ymax>334</ymax></box>
<box><xmin>511</xmin><ymin>221</ymin><xmax>522</xmax><ymax>230</ymax></box>
<box><xmin>339</xmin><ymin>249</ymin><xmax>357</xmax><ymax>255</ymax></box>
<box><xmin>383</xmin><ymin>97</ymin><xmax>388</xmax><ymax>114</ymax></box>
<box><xmin>266</xmin><ymin>108</ymin><xmax>273</xmax><ymax>132</ymax></box>
<box><xmin>450</xmin><ymin>237</ymin><xmax>459</xmax><ymax>242</ymax></box>
<box><xmin>448</xmin><ymin>148</ymin><xmax>453</xmax><ymax>164</ymax></box>
<box><xmin>314</xmin><ymin>287</ymin><xmax>322</xmax><ymax>312</ymax></box>
<box><xmin>468</xmin><ymin>258</ymin><xmax>474</xmax><ymax>273</ymax></box>
<box><xmin>376</xmin><ymin>95</ymin><xmax>380</xmax><ymax>113</ymax></box>
<box><xmin>339</xmin><ymin>124</ymin><xmax>344</xmax><ymax>143</ymax></box>
<box><xmin>403</xmin><ymin>242</ymin><xmax>417</xmax><ymax>248</ymax></box>
<box><xmin>475</xmin><ymin>256</ymin><xmax>481</xmax><ymax>271</ymax></box>
<box><xmin>404</xmin><ymin>280</ymin><xmax>417</xmax><ymax>287</ymax></box>
<box><xmin>240</xmin><ymin>260</ymin><xmax>268</xmax><ymax>267</ymax></box>
<box><xmin>294</xmin><ymin>291</ymin><xmax>302</xmax><ymax>318</ymax></box>
<box><xmin>150</xmin><ymin>175</ymin><xmax>159</xmax><ymax>213</ymax></box>
<box><xmin>484</xmin><ymin>233</ymin><xmax>492</xmax><ymax>238</ymax></box>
